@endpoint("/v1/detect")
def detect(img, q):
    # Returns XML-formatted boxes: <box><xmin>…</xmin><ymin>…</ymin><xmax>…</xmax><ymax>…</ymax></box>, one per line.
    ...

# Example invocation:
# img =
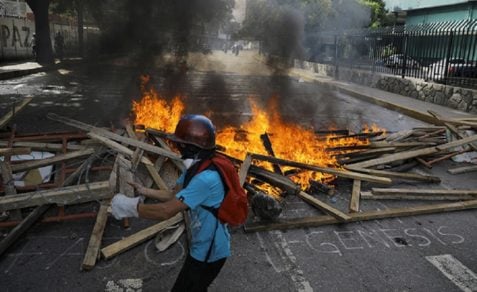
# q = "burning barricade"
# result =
<box><xmin>0</xmin><ymin>76</ymin><xmax>477</xmax><ymax>270</ymax></box>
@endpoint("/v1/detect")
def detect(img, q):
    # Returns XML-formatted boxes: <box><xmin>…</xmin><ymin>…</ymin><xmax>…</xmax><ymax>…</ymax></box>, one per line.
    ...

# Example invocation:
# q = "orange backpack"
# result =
<box><xmin>185</xmin><ymin>153</ymin><xmax>249</xmax><ymax>226</ymax></box>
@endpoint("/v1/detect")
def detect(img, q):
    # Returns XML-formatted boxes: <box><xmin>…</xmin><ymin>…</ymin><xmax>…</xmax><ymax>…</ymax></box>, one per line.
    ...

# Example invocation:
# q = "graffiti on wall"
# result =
<box><xmin>0</xmin><ymin>17</ymin><xmax>34</xmax><ymax>59</ymax></box>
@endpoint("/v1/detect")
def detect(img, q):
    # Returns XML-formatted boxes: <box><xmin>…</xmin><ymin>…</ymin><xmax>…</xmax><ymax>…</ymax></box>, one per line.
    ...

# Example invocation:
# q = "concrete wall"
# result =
<box><xmin>295</xmin><ymin>59</ymin><xmax>477</xmax><ymax>114</ymax></box>
<box><xmin>0</xmin><ymin>16</ymin><xmax>79</xmax><ymax>60</ymax></box>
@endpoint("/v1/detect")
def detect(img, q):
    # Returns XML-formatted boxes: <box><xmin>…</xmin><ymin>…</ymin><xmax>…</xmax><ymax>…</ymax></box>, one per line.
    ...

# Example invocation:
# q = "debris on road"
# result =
<box><xmin>0</xmin><ymin>111</ymin><xmax>476</xmax><ymax>270</ymax></box>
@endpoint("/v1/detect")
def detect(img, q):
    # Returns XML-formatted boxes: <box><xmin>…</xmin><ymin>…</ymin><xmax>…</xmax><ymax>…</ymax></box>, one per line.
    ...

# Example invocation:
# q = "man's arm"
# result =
<box><xmin>128</xmin><ymin>181</ymin><xmax>179</xmax><ymax>201</ymax></box>
<box><xmin>137</xmin><ymin>198</ymin><xmax>188</xmax><ymax>221</ymax></box>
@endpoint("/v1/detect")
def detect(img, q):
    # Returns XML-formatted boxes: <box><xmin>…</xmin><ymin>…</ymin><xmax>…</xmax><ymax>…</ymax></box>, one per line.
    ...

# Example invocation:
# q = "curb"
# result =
<box><xmin>291</xmin><ymin>69</ymin><xmax>470</xmax><ymax>126</ymax></box>
<box><xmin>0</xmin><ymin>59</ymin><xmax>82</xmax><ymax>81</ymax></box>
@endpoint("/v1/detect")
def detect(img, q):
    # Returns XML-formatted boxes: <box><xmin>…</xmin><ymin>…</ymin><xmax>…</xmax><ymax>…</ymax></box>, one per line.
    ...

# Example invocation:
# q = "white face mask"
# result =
<box><xmin>183</xmin><ymin>158</ymin><xmax>195</xmax><ymax>169</ymax></box>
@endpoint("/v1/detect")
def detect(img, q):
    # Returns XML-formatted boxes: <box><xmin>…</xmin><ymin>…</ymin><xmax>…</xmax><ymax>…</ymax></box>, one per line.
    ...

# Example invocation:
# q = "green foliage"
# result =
<box><xmin>359</xmin><ymin>0</ymin><xmax>387</xmax><ymax>28</ymax></box>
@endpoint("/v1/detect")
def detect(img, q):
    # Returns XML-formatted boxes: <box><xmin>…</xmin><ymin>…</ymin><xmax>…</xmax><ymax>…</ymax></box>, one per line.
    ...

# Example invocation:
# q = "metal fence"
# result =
<box><xmin>314</xmin><ymin>20</ymin><xmax>477</xmax><ymax>89</ymax></box>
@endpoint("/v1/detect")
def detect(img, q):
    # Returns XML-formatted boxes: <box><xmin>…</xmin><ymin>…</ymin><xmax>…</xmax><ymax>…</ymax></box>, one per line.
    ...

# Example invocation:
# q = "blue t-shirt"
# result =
<box><xmin>176</xmin><ymin>169</ymin><xmax>231</xmax><ymax>262</ymax></box>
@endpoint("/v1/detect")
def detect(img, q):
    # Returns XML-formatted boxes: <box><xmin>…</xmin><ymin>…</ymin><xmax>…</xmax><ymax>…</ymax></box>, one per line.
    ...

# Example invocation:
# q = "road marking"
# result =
<box><xmin>105</xmin><ymin>278</ymin><xmax>143</xmax><ymax>292</ymax></box>
<box><xmin>272</xmin><ymin>231</ymin><xmax>313</xmax><ymax>292</ymax></box>
<box><xmin>257</xmin><ymin>232</ymin><xmax>313</xmax><ymax>291</ymax></box>
<box><xmin>426</xmin><ymin>254</ymin><xmax>477</xmax><ymax>292</ymax></box>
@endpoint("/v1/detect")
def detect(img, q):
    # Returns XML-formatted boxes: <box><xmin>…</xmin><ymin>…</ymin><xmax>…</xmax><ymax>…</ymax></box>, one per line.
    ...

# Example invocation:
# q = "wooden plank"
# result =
<box><xmin>10</xmin><ymin>148</ymin><xmax>95</xmax><ymax>173</ymax></box>
<box><xmin>48</xmin><ymin>113</ymin><xmax>181</xmax><ymax>161</ymax></box>
<box><xmin>116</xmin><ymin>155</ymin><xmax>134</xmax><ymax>197</ymax></box>
<box><xmin>0</xmin><ymin>97</ymin><xmax>33</xmax><ymax>129</ymax></box>
<box><xmin>348</xmin><ymin>134</ymin><xmax>477</xmax><ymax>168</ymax></box>
<box><xmin>448</xmin><ymin>165</ymin><xmax>477</xmax><ymax>175</ymax></box>
<box><xmin>244</xmin><ymin>199</ymin><xmax>477</xmax><ymax>232</ymax></box>
<box><xmin>0</xmin><ymin>181</ymin><xmax>110</xmax><ymax>212</ymax></box>
<box><xmin>0</xmin><ymin>161</ymin><xmax>22</xmax><ymax>220</ymax></box>
<box><xmin>297</xmin><ymin>191</ymin><xmax>351</xmax><ymax>221</ymax></box>
<box><xmin>0</xmin><ymin>148</ymin><xmax>105</xmax><ymax>257</ymax></box>
<box><xmin>249</xmin><ymin>165</ymin><xmax>301</xmax><ymax>194</ymax></box>
<box><xmin>369</xmin><ymin>141</ymin><xmax>437</xmax><ymax>148</ymax></box>
<box><xmin>250</xmin><ymin>153</ymin><xmax>392</xmax><ymax>184</ymax></box>
<box><xmin>125</xmin><ymin>125</ymin><xmax>170</xmax><ymax>190</ymax></box>
<box><xmin>428</xmin><ymin>111</ymin><xmax>477</xmax><ymax>151</ymax></box>
<box><xmin>0</xmin><ymin>141</ymin><xmax>86</xmax><ymax>152</ymax></box>
<box><xmin>101</xmin><ymin>213</ymin><xmax>183</xmax><ymax>260</ymax></box>
<box><xmin>145</xmin><ymin>131</ymin><xmax>185</xmax><ymax>172</ymax></box>
<box><xmin>87</xmin><ymin>132</ymin><xmax>153</xmax><ymax>166</ymax></box>
<box><xmin>125</xmin><ymin>124</ymin><xmax>144</xmax><ymax>172</ymax></box>
<box><xmin>0</xmin><ymin>147</ymin><xmax>31</xmax><ymax>156</ymax></box>
<box><xmin>238</xmin><ymin>154</ymin><xmax>252</xmax><ymax>186</ymax></box>
<box><xmin>345</xmin><ymin>166</ymin><xmax>441</xmax><ymax>183</ymax></box>
<box><xmin>81</xmin><ymin>202</ymin><xmax>110</xmax><ymax>270</ymax></box>
<box><xmin>360</xmin><ymin>191</ymin><xmax>474</xmax><ymax>201</ymax></box>
<box><xmin>0</xmin><ymin>204</ymin><xmax>50</xmax><ymax>256</ymax></box>
<box><xmin>371</xmin><ymin>188</ymin><xmax>477</xmax><ymax>197</ymax></box>
<box><xmin>349</xmin><ymin>180</ymin><xmax>361</xmax><ymax>213</ymax></box>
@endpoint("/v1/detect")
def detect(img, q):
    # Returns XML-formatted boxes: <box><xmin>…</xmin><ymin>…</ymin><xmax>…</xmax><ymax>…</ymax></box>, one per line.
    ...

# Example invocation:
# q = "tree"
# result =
<box><xmin>26</xmin><ymin>0</ymin><xmax>54</xmax><ymax>64</ymax></box>
<box><xmin>240</xmin><ymin>0</ymin><xmax>383</xmax><ymax>61</ymax></box>
<box><xmin>360</xmin><ymin>0</ymin><xmax>387</xmax><ymax>28</ymax></box>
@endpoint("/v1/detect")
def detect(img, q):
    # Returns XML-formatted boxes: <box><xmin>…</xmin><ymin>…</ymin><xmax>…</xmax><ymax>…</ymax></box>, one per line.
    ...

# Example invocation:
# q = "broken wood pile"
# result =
<box><xmin>243</xmin><ymin>112</ymin><xmax>477</xmax><ymax>232</ymax></box>
<box><xmin>0</xmin><ymin>113</ymin><xmax>193</xmax><ymax>270</ymax></box>
<box><xmin>0</xmin><ymin>111</ymin><xmax>476</xmax><ymax>270</ymax></box>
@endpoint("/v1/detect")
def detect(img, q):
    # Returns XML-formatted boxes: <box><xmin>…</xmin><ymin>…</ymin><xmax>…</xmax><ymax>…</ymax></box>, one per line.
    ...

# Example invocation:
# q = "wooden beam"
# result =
<box><xmin>360</xmin><ymin>191</ymin><xmax>474</xmax><ymax>201</ymax></box>
<box><xmin>347</xmin><ymin>134</ymin><xmax>477</xmax><ymax>168</ymax></box>
<box><xmin>428</xmin><ymin>111</ymin><xmax>477</xmax><ymax>151</ymax></box>
<box><xmin>0</xmin><ymin>97</ymin><xmax>33</xmax><ymax>129</ymax></box>
<box><xmin>87</xmin><ymin>132</ymin><xmax>153</xmax><ymax>166</ymax></box>
<box><xmin>0</xmin><ymin>161</ymin><xmax>22</xmax><ymax>220</ymax></box>
<box><xmin>0</xmin><ymin>181</ymin><xmax>110</xmax><ymax>212</ymax></box>
<box><xmin>369</xmin><ymin>141</ymin><xmax>437</xmax><ymax>148</ymax></box>
<box><xmin>244</xmin><ymin>199</ymin><xmax>477</xmax><ymax>232</ymax></box>
<box><xmin>126</xmin><ymin>125</ymin><xmax>170</xmax><ymax>190</ymax></box>
<box><xmin>81</xmin><ymin>201</ymin><xmax>110</xmax><ymax>270</ymax></box>
<box><xmin>48</xmin><ymin>113</ymin><xmax>181</xmax><ymax>161</ymax></box>
<box><xmin>250</xmin><ymin>153</ymin><xmax>392</xmax><ymax>184</ymax></box>
<box><xmin>371</xmin><ymin>188</ymin><xmax>477</xmax><ymax>197</ymax></box>
<box><xmin>448</xmin><ymin>165</ymin><xmax>477</xmax><ymax>175</ymax></box>
<box><xmin>297</xmin><ymin>191</ymin><xmax>351</xmax><ymax>221</ymax></box>
<box><xmin>10</xmin><ymin>148</ymin><xmax>95</xmax><ymax>173</ymax></box>
<box><xmin>248</xmin><ymin>165</ymin><xmax>301</xmax><ymax>194</ymax></box>
<box><xmin>0</xmin><ymin>141</ymin><xmax>85</xmax><ymax>152</ymax></box>
<box><xmin>101</xmin><ymin>213</ymin><xmax>183</xmax><ymax>260</ymax></box>
<box><xmin>145</xmin><ymin>131</ymin><xmax>185</xmax><ymax>172</ymax></box>
<box><xmin>345</xmin><ymin>167</ymin><xmax>441</xmax><ymax>183</ymax></box>
<box><xmin>349</xmin><ymin>180</ymin><xmax>361</xmax><ymax>213</ymax></box>
<box><xmin>0</xmin><ymin>147</ymin><xmax>31</xmax><ymax>156</ymax></box>
<box><xmin>238</xmin><ymin>154</ymin><xmax>252</xmax><ymax>186</ymax></box>
<box><xmin>0</xmin><ymin>204</ymin><xmax>50</xmax><ymax>256</ymax></box>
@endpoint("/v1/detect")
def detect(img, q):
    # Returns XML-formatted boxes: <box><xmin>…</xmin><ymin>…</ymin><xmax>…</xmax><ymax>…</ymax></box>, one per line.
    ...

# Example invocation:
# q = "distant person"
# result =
<box><xmin>31</xmin><ymin>33</ymin><xmax>37</xmax><ymax>61</ymax></box>
<box><xmin>223</xmin><ymin>43</ymin><xmax>228</xmax><ymax>53</ymax></box>
<box><xmin>54</xmin><ymin>32</ymin><xmax>64</xmax><ymax>60</ymax></box>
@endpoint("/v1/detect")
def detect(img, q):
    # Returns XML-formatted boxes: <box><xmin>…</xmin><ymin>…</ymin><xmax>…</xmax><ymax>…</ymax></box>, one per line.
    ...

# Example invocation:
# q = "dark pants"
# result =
<box><xmin>171</xmin><ymin>254</ymin><xmax>226</xmax><ymax>292</ymax></box>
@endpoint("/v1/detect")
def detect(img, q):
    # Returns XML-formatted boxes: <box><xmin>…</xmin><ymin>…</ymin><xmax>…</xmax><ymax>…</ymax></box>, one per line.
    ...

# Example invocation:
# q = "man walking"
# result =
<box><xmin>111</xmin><ymin>115</ymin><xmax>231</xmax><ymax>291</ymax></box>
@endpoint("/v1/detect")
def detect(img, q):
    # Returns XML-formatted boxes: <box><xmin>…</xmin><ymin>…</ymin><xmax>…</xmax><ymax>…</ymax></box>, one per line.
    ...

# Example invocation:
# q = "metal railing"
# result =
<box><xmin>312</xmin><ymin>20</ymin><xmax>477</xmax><ymax>89</ymax></box>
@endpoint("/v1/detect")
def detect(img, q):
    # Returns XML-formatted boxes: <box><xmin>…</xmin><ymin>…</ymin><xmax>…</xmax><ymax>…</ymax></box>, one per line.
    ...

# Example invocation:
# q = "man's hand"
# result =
<box><xmin>111</xmin><ymin>193</ymin><xmax>142</xmax><ymax>220</ymax></box>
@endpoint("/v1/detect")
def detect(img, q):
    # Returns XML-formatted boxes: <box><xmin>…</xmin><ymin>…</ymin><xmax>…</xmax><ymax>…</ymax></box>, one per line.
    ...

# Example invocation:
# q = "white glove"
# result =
<box><xmin>111</xmin><ymin>193</ymin><xmax>142</xmax><ymax>220</ymax></box>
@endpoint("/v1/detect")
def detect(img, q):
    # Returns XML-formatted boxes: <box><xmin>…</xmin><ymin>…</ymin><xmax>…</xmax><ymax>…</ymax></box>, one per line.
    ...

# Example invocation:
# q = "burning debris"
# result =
<box><xmin>0</xmin><ymin>83</ymin><xmax>477</xmax><ymax>269</ymax></box>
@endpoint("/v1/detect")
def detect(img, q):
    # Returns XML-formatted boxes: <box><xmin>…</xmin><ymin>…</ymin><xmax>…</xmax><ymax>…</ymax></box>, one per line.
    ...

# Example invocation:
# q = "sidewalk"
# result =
<box><xmin>0</xmin><ymin>61</ymin><xmax>46</xmax><ymax>79</ymax></box>
<box><xmin>0</xmin><ymin>58</ymin><xmax>82</xmax><ymax>80</ymax></box>
<box><xmin>291</xmin><ymin>68</ymin><xmax>476</xmax><ymax>125</ymax></box>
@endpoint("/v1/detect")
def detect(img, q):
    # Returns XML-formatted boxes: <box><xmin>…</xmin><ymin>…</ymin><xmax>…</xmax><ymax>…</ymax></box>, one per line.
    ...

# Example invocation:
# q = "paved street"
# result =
<box><xmin>0</xmin><ymin>51</ymin><xmax>476</xmax><ymax>292</ymax></box>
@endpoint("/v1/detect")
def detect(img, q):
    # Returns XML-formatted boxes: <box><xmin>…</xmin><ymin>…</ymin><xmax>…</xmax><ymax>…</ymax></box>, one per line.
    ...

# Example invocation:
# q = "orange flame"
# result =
<box><xmin>132</xmin><ymin>75</ymin><xmax>185</xmax><ymax>132</ymax></box>
<box><xmin>132</xmin><ymin>76</ymin><xmax>383</xmax><ymax>195</ymax></box>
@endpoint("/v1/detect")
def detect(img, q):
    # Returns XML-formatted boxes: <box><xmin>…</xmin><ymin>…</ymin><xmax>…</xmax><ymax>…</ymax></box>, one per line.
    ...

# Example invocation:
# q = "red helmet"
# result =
<box><xmin>168</xmin><ymin>114</ymin><xmax>216</xmax><ymax>149</ymax></box>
